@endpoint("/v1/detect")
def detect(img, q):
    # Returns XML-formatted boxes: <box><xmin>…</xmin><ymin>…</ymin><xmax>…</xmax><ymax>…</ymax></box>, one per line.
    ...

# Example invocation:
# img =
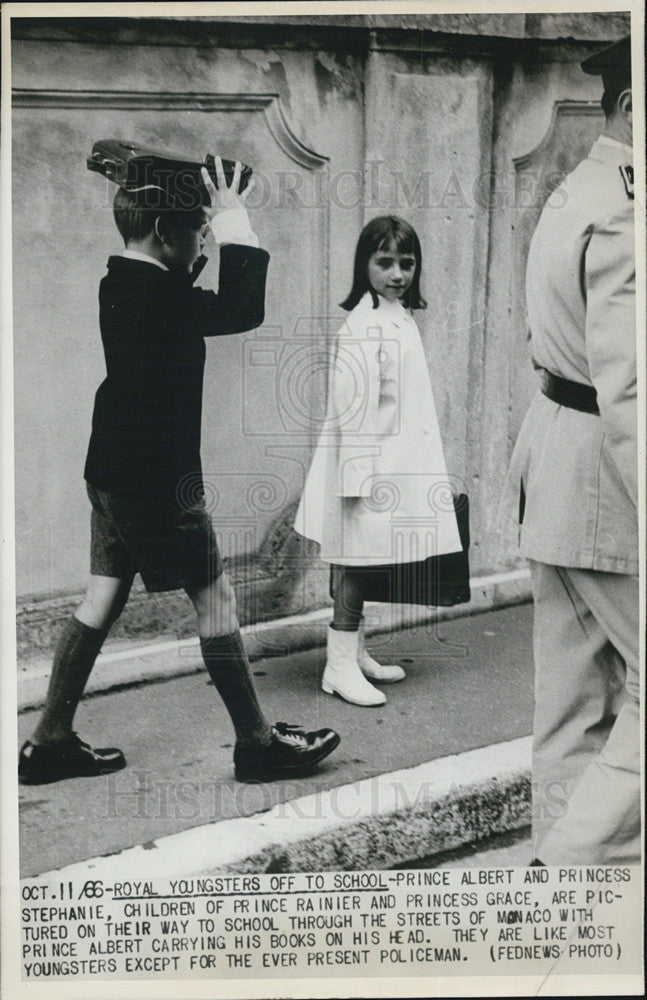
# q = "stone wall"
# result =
<box><xmin>11</xmin><ymin>13</ymin><xmax>628</xmax><ymax>652</ymax></box>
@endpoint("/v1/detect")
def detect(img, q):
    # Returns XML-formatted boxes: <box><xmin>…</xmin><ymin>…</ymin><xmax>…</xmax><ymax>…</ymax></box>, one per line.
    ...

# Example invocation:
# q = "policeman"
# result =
<box><xmin>507</xmin><ymin>36</ymin><xmax>639</xmax><ymax>864</ymax></box>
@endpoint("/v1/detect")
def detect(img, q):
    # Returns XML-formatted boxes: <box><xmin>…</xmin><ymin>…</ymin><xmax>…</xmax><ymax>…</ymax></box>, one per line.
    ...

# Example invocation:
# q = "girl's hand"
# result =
<box><xmin>201</xmin><ymin>158</ymin><xmax>256</xmax><ymax>220</ymax></box>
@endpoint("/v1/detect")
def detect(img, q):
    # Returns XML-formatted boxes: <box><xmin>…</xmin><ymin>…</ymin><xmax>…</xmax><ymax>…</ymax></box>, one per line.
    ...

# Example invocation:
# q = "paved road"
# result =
<box><xmin>19</xmin><ymin>603</ymin><xmax>535</xmax><ymax>876</ymax></box>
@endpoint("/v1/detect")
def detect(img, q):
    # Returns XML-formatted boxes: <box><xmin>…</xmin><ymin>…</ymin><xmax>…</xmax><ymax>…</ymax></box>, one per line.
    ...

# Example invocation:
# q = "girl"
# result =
<box><xmin>295</xmin><ymin>215</ymin><xmax>464</xmax><ymax>706</ymax></box>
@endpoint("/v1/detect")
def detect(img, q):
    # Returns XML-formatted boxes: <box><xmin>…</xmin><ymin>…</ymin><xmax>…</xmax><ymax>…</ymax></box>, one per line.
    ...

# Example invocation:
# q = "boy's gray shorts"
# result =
<box><xmin>87</xmin><ymin>483</ymin><xmax>224</xmax><ymax>593</ymax></box>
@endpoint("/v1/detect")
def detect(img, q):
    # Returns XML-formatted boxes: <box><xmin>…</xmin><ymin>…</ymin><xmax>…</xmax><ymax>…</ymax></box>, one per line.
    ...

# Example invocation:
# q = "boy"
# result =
<box><xmin>19</xmin><ymin>153</ymin><xmax>340</xmax><ymax>785</ymax></box>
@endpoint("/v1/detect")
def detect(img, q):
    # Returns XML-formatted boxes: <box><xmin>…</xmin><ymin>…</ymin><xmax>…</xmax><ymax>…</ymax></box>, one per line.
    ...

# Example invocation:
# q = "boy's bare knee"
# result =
<box><xmin>215</xmin><ymin>574</ymin><xmax>236</xmax><ymax>610</ymax></box>
<box><xmin>211</xmin><ymin>576</ymin><xmax>238</xmax><ymax>634</ymax></box>
<box><xmin>189</xmin><ymin>574</ymin><xmax>239</xmax><ymax>637</ymax></box>
<box><xmin>76</xmin><ymin>595</ymin><xmax>115</xmax><ymax>631</ymax></box>
<box><xmin>76</xmin><ymin>576</ymin><xmax>131</xmax><ymax>631</ymax></box>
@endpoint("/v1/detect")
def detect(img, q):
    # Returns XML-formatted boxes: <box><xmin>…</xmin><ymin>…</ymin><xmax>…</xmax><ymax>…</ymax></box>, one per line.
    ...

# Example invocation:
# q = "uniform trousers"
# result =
<box><xmin>528</xmin><ymin>561</ymin><xmax>640</xmax><ymax>865</ymax></box>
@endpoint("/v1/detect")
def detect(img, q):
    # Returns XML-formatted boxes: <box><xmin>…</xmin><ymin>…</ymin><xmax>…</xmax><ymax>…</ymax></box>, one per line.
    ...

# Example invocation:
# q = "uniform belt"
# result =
<box><xmin>540</xmin><ymin>370</ymin><xmax>599</xmax><ymax>415</ymax></box>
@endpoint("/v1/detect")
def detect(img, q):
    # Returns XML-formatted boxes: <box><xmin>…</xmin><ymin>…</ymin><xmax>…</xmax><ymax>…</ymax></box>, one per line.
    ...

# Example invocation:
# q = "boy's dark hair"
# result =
<box><xmin>340</xmin><ymin>215</ymin><xmax>426</xmax><ymax>311</ymax></box>
<box><xmin>113</xmin><ymin>187</ymin><xmax>206</xmax><ymax>245</ymax></box>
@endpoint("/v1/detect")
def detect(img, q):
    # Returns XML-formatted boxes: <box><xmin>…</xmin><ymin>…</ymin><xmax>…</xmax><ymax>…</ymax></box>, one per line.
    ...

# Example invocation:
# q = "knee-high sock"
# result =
<box><xmin>33</xmin><ymin>616</ymin><xmax>108</xmax><ymax>745</ymax></box>
<box><xmin>200</xmin><ymin>632</ymin><xmax>272</xmax><ymax>745</ymax></box>
<box><xmin>333</xmin><ymin>567</ymin><xmax>363</xmax><ymax>631</ymax></box>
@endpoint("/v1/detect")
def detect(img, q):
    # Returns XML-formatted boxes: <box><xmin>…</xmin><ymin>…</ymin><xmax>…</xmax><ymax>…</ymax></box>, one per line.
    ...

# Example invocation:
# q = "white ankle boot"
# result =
<box><xmin>357</xmin><ymin>621</ymin><xmax>405</xmax><ymax>683</ymax></box>
<box><xmin>322</xmin><ymin>627</ymin><xmax>386</xmax><ymax>706</ymax></box>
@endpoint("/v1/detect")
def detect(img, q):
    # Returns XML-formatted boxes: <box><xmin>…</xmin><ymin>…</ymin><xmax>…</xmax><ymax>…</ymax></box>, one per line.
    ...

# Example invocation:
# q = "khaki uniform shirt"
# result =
<box><xmin>507</xmin><ymin>137</ymin><xmax>637</xmax><ymax>574</ymax></box>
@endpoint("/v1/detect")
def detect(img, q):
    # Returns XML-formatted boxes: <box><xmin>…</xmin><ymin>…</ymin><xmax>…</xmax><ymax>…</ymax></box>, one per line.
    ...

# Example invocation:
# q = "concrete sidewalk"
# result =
<box><xmin>18</xmin><ymin>601</ymin><xmax>535</xmax><ymax>878</ymax></box>
<box><xmin>17</xmin><ymin>568</ymin><xmax>532</xmax><ymax>712</ymax></box>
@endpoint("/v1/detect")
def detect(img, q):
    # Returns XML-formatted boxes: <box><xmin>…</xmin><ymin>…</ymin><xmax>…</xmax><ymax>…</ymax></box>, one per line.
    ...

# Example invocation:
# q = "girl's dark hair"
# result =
<box><xmin>340</xmin><ymin>215</ymin><xmax>426</xmax><ymax>311</ymax></box>
<box><xmin>113</xmin><ymin>187</ymin><xmax>206</xmax><ymax>245</ymax></box>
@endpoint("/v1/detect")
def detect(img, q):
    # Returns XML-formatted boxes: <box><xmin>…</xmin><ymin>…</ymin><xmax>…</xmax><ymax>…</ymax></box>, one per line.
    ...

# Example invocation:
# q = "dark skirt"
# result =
<box><xmin>330</xmin><ymin>493</ymin><xmax>470</xmax><ymax>607</ymax></box>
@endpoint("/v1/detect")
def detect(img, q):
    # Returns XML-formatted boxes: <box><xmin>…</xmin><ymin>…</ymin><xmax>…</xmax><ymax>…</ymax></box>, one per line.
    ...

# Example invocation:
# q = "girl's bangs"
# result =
<box><xmin>376</xmin><ymin>223</ymin><xmax>417</xmax><ymax>256</ymax></box>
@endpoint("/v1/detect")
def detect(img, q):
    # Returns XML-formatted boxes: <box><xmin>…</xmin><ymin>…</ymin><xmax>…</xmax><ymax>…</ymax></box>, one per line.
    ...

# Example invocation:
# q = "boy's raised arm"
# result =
<box><xmin>185</xmin><ymin>160</ymin><xmax>269</xmax><ymax>336</ymax></box>
<box><xmin>190</xmin><ymin>244</ymin><xmax>270</xmax><ymax>336</ymax></box>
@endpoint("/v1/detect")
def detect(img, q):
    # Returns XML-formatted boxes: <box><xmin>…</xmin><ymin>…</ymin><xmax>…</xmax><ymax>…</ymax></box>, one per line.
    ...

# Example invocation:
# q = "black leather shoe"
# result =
<box><xmin>19</xmin><ymin>734</ymin><xmax>126</xmax><ymax>785</ymax></box>
<box><xmin>234</xmin><ymin>722</ymin><xmax>340</xmax><ymax>782</ymax></box>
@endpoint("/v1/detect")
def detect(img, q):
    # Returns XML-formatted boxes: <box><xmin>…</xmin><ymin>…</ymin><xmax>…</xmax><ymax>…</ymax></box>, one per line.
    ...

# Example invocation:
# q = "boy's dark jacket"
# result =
<box><xmin>84</xmin><ymin>244</ymin><xmax>269</xmax><ymax>503</ymax></box>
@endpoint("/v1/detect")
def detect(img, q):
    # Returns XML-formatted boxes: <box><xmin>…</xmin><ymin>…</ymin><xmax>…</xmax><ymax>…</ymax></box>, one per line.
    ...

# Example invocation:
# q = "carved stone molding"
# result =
<box><xmin>513</xmin><ymin>99</ymin><xmax>602</xmax><ymax>171</ymax></box>
<box><xmin>12</xmin><ymin>89</ymin><xmax>329</xmax><ymax>170</ymax></box>
<box><xmin>263</xmin><ymin>98</ymin><xmax>328</xmax><ymax>171</ymax></box>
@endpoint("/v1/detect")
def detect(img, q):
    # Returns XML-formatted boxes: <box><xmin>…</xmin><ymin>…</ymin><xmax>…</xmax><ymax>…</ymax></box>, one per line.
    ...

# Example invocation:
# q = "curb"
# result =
<box><xmin>22</xmin><ymin>737</ymin><xmax>532</xmax><ymax>881</ymax></box>
<box><xmin>18</xmin><ymin>569</ymin><xmax>531</xmax><ymax>713</ymax></box>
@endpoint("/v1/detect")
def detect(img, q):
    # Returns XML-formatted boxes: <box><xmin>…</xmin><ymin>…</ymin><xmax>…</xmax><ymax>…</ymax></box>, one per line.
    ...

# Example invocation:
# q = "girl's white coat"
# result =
<box><xmin>295</xmin><ymin>293</ymin><xmax>461</xmax><ymax>566</ymax></box>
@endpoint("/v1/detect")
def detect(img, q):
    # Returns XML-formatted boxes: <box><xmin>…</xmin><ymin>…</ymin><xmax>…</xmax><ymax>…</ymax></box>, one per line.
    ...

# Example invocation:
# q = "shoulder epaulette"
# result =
<box><xmin>619</xmin><ymin>165</ymin><xmax>634</xmax><ymax>200</ymax></box>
